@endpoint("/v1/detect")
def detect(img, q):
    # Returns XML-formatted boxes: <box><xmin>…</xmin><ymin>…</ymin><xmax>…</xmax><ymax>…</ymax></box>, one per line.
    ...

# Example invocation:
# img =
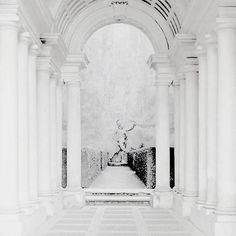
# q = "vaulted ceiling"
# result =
<box><xmin>45</xmin><ymin>0</ymin><xmax>192</xmax><ymax>52</ymax></box>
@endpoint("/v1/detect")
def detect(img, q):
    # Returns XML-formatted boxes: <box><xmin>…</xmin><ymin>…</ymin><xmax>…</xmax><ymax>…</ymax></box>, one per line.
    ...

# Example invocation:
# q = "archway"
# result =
<box><xmin>61</xmin><ymin>0</ymin><xmax>176</xmax><ymax>205</ymax></box>
<box><xmin>80</xmin><ymin>23</ymin><xmax>157</xmax><ymax>189</ymax></box>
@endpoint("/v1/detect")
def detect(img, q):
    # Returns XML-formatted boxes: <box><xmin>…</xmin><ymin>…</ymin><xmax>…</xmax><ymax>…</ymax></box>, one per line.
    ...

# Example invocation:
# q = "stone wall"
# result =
<box><xmin>62</xmin><ymin>148</ymin><xmax>109</xmax><ymax>188</ymax></box>
<box><xmin>128</xmin><ymin>147</ymin><xmax>156</xmax><ymax>189</ymax></box>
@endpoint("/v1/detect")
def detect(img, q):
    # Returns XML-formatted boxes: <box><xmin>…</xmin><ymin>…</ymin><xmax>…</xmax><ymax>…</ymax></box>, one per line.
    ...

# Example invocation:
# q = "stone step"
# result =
<box><xmin>85</xmin><ymin>190</ymin><xmax>152</xmax><ymax>206</ymax></box>
<box><xmin>86</xmin><ymin>200</ymin><xmax>150</xmax><ymax>206</ymax></box>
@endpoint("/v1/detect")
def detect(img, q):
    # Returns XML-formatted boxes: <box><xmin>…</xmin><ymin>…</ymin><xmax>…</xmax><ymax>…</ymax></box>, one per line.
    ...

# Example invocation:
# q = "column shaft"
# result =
<box><xmin>206</xmin><ymin>35</ymin><xmax>218</xmax><ymax>209</ymax></box>
<box><xmin>184</xmin><ymin>66</ymin><xmax>199</xmax><ymax>198</ymax></box>
<box><xmin>18</xmin><ymin>32</ymin><xmax>31</xmax><ymax>208</ymax></box>
<box><xmin>217</xmin><ymin>22</ymin><xmax>236</xmax><ymax>214</ymax></box>
<box><xmin>0</xmin><ymin>22</ymin><xmax>19</xmax><ymax>212</ymax></box>
<box><xmin>37</xmin><ymin>58</ymin><xmax>52</xmax><ymax>196</ymax></box>
<box><xmin>155</xmin><ymin>82</ymin><xmax>170</xmax><ymax>190</ymax></box>
<box><xmin>196</xmin><ymin>46</ymin><xmax>208</xmax><ymax>205</ymax></box>
<box><xmin>67</xmin><ymin>81</ymin><xmax>82</xmax><ymax>190</ymax></box>
<box><xmin>173</xmin><ymin>82</ymin><xmax>180</xmax><ymax>192</ymax></box>
<box><xmin>50</xmin><ymin>75</ymin><xmax>58</xmax><ymax>194</ymax></box>
<box><xmin>179</xmin><ymin>78</ymin><xmax>185</xmax><ymax>194</ymax></box>
<box><xmin>28</xmin><ymin>45</ymin><xmax>39</xmax><ymax>203</ymax></box>
<box><xmin>56</xmin><ymin>81</ymin><xmax>63</xmax><ymax>189</ymax></box>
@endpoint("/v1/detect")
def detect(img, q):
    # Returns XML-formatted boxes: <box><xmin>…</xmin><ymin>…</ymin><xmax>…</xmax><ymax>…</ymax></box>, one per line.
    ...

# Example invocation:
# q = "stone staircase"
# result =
<box><xmin>85</xmin><ymin>189</ymin><xmax>153</xmax><ymax>206</ymax></box>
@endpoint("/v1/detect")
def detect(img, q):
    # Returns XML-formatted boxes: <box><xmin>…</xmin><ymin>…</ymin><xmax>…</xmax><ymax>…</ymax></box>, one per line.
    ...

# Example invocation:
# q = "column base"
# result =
<box><xmin>182</xmin><ymin>195</ymin><xmax>197</xmax><ymax>216</ymax></box>
<box><xmin>190</xmin><ymin>206</ymin><xmax>236</xmax><ymax>236</ymax></box>
<box><xmin>39</xmin><ymin>192</ymin><xmax>63</xmax><ymax>216</ymax></box>
<box><xmin>173</xmin><ymin>191</ymin><xmax>184</xmax><ymax>214</ymax></box>
<box><xmin>21</xmin><ymin>205</ymin><xmax>47</xmax><ymax>236</ymax></box>
<box><xmin>190</xmin><ymin>205</ymin><xmax>215</xmax><ymax>236</ymax></box>
<box><xmin>0</xmin><ymin>213</ymin><xmax>23</xmax><ymax>236</ymax></box>
<box><xmin>63</xmin><ymin>189</ymin><xmax>85</xmax><ymax>209</ymax></box>
<box><xmin>173</xmin><ymin>193</ymin><xmax>197</xmax><ymax>217</ymax></box>
<box><xmin>151</xmin><ymin>190</ymin><xmax>173</xmax><ymax>208</ymax></box>
<box><xmin>0</xmin><ymin>205</ymin><xmax>47</xmax><ymax>236</ymax></box>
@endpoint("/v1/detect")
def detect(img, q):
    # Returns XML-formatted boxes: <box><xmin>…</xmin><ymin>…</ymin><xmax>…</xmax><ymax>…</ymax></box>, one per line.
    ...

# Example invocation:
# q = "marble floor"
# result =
<box><xmin>32</xmin><ymin>206</ymin><xmax>203</xmax><ymax>236</ymax></box>
<box><xmin>89</xmin><ymin>166</ymin><xmax>146</xmax><ymax>189</ymax></box>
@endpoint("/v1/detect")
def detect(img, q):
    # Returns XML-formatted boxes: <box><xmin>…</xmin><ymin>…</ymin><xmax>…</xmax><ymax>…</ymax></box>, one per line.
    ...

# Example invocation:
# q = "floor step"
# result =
<box><xmin>85</xmin><ymin>191</ymin><xmax>152</xmax><ymax>206</ymax></box>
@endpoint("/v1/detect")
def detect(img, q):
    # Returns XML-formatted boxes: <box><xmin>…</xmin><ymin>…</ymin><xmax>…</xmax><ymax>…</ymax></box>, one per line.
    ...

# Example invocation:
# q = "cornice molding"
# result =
<box><xmin>148</xmin><ymin>53</ymin><xmax>175</xmax><ymax>86</ymax></box>
<box><xmin>0</xmin><ymin>1</ymin><xmax>19</xmax><ymax>24</ymax></box>
<box><xmin>40</xmin><ymin>33</ymin><xmax>68</xmax><ymax>73</ymax></box>
<box><xmin>170</xmin><ymin>33</ymin><xmax>197</xmax><ymax>73</ymax></box>
<box><xmin>62</xmin><ymin>53</ymin><xmax>89</xmax><ymax>83</ymax></box>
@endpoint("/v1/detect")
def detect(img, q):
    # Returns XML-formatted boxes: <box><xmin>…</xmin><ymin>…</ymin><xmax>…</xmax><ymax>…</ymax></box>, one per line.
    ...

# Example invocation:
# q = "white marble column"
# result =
<box><xmin>178</xmin><ymin>74</ymin><xmax>185</xmax><ymax>194</ymax></box>
<box><xmin>37</xmin><ymin>56</ymin><xmax>52</xmax><ymax>197</ymax></box>
<box><xmin>62</xmin><ymin>54</ymin><xmax>88</xmax><ymax>196</ymax></box>
<box><xmin>173</xmin><ymin>80</ymin><xmax>180</xmax><ymax>192</ymax></box>
<box><xmin>18</xmin><ymin>32</ymin><xmax>31</xmax><ymax>209</ymax></box>
<box><xmin>0</xmin><ymin>15</ymin><xmax>19</xmax><ymax>214</ymax></box>
<box><xmin>205</xmin><ymin>33</ymin><xmax>218</xmax><ymax>209</ymax></box>
<box><xmin>196</xmin><ymin>45</ymin><xmax>208</xmax><ymax>206</ymax></box>
<box><xmin>50</xmin><ymin>73</ymin><xmax>58</xmax><ymax>194</ymax></box>
<box><xmin>56</xmin><ymin>80</ymin><xmax>63</xmax><ymax>190</ymax></box>
<box><xmin>183</xmin><ymin>60</ymin><xmax>199</xmax><ymax>215</ymax></box>
<box><xmin>62</xmin><ymin>54</ymin><xmax>88</xmax><ymax>208</ymax></box>
<box><xmin>155</xmin><ymin>80</ymin><xmax>170</xmax><ymax>191</ymax></box>
<box><xmin>216</xmin><ymin>19</ymin><xmax>236</xmax><ymax>215</ymax></box>
<box><xmin>148</xmin><ymin>55</ymin><xmax>173</xmax><ymax>193</ymax></box>
<box><xmin>66</xmin><ymin>79</ymin><xmax>82</xmax><ymax>191</ymax></box>
<box><xmin>28</xmin><ymin>44</ymin><xmax>39</xmax><ymax>204</ymax></box>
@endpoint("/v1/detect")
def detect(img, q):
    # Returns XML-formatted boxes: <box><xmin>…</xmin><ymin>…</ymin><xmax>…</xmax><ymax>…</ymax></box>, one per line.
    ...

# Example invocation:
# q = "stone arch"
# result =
<box><xmin>53</xmin><ymin>0</ymin><xmax>184</xmax><ymax>53</ymax></box>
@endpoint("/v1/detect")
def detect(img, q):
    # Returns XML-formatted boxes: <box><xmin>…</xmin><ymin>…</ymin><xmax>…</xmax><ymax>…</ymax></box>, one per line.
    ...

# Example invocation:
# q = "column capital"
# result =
<box><xmin>184</xmin><ymin>57</ymin><xmax>199</xmax><ymax>74</ymax></box>
<box><xmin>176</xmin><ymin>72</ymin><xmax>185</xmax><ymax>81</ymax></box>
<box><xmin>51</xmin><ymin>72</ymin><xmax>60</xmax><ymax>82</ymax></box>
<box><xmin>217</xmin><ymin>18</ymin><xmax>236</xmax><ymax>30</ymax></box>
<box><xmin>62</xmin><ymin>54</ymin><xmax>89</xmax><ymax>84</ymax></box>
<box><xmin>37</xmin><ymin>56</ymin><xmax>52</xmax><ymax>72</ymax></box>
<box><xmin>29</xmin><ymin>44</ymin><xmax>39</xmax><ymax>57</ymax></box>
<box><xmin>205</xmin><ymin>32</ymin><xmax>217</xmax><ymax>45</ymax></box>
<box><xmin>173</xmin><ymin>80</ymin><xmax>180</xmax><ymax>87</ymax></box>
<box><xmin>148</xmin><ymin>54</ymin><xmax>169</xmax><ymax>71</ymax></box>
<box><xmin>40</xmin><ymin>33</ymin><xmax>67</xmax><ymax>71</ymax></box>
<box><xmin>148</xmin><ymin>54</ymin><xmax>175</xmax><ymax>86</ymax></box>
<box><xmin>195</xmin><ymin>44</ymin><xmax>206</xmax><ymax>56</ymax></box>
<box><xmin>0</xmin><ymin>2</ymin><xmax>19</xmax><ymax>27</ymax></box>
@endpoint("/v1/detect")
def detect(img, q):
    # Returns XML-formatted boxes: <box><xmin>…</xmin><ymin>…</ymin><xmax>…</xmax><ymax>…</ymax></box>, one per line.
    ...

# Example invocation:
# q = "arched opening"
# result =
<box><xmin>80</xmin><ymin>23</ymin><xmax>156</xmax><ymax>190</ymax></box>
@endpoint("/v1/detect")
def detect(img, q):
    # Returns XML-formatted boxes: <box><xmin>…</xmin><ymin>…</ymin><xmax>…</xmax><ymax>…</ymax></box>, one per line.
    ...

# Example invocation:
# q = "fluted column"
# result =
<box><xmin>56</xmin><ymin>80</ymin><xmax>63</xmax><ymax>190</ymax></box>
<box><xmin>173</xmin><ymin>80</ymin><xmax>180</xmax><ymax>192</ymax></box>
<box><xmin>178</xmin><ymin>74</ymin><xmax>185</xmax><ymax>194</ymax></box>
<box><xmin>0</xmin><ymin>9</ymin><xmax>19</xmax><ymax>214</ymax></box>
<box><xmin>205</xmin><ymin>33</ymin><xmax>218</xmax><ymax>210</ymax></box>
<box><xmin>37</xmin><ymin>56</ymin><xmax>52</xmax><ymax>197</ymax></box>
<box><xmin>196</xmin><ymin>45</ymin><xmax>208</xmax><ymax>206</ymax></box>
<box><xmin>216</xmin><ymin>19</ymin><xmax>236</xmax><ymax>215</ymax></box>
<box><xmin>50</xmin><ymin>73</ymin><xmax>58</xmax><ymax>194</ymax></box>
<box><xmin>183</xmin><ymin>59</ymin><xmax>199</xmax><ymax>215</ymax></box>
<box><xmin>18</xmin><ymin>32</ymin><xmax>31</xmax><ymax>209</ymax></box>
<box><xmin>28</xmin><ymin>44</ymin><xmax>39</xmax><ymax>204</ymax></box>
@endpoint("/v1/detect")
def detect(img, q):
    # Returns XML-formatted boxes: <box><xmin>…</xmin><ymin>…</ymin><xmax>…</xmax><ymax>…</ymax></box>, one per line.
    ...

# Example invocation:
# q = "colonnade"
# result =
<box><xmin>0</xmin><ymin>5</ymin><xmax>89</xmax><ymax>235</ymax></box>
<box><xmin>172</xmin><ymin>15</ymin><xmax>236</xmax><ymax>236</ymax></box>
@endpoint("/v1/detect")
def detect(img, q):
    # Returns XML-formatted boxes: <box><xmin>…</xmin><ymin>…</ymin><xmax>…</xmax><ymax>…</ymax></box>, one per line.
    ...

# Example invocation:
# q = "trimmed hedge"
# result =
<box><xmin>62</xmin><ymin>148</ymin><xmax>67</xmax><ymax>188</ymax></box>
<box><xmin>81</xmin><ymin>149</ymin><xmax>101</xmax><ymax>188</ymax></box>
<box><xmin>62</xmin><ymin>148</ymin><xmax>109</xmax><ymax>188</ymax></box>
<box><xmin>100</xmin><ymin>151</ymin><xmax>109</xmax><ymax>171</ymax></box>
<box><xmin>128</xmin><ymin>147</ymin><xmax>156</xmax><ymax>189</ymax></box>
